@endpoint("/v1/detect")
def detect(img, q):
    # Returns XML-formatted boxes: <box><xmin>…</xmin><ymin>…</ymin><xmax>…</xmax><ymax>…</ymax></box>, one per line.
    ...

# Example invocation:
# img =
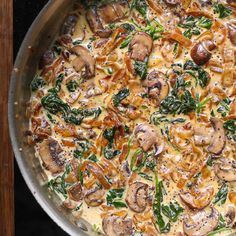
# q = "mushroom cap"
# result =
<box><xmin>191</xmin><ymin>40</ymin><xmax>215</xmax><ymax>66</ymax></box>
<box><xmin>60</xmin><ymin>14</ymin><xmax>78</xmax><ymax>36</ymax></box>
<box><xmin>146</xmin><ymin>70</ymin><xmax>169</xmax><ymax>103</ymax></box>
<box><xmin>134</xmin><ymin>123</ymin><xmax>161</xmax><ymax>152</ymax></box>
<box><xmin>98</xmin><ymin>0</ymin><xmax>129</xmax><ymax>24</ymax></box>
<box><xmin>38</xmin><ymin>138</ymin><xmax>64</xmax><ymax>174</ymax></box>
<box><xmin>71</xmin><ymin>45</ymin><xmax>96</xmax><ymax>79</ymax></box>
<box><xmin>68</xmin><ymin>183</ymin><xmax>83</xmax><ymax>202</ymax></box>
<box><xmin>39</xmin><ymin>50</ymin><xmax>55</xmax><ymax>69</ymax></box>
<box><xmin>125</xmin><ymin>182</ymin><xmax>148</xmax><ymax>213</ymax></box>
<box><xmin>130</xmin><ymin>32</ymin><xmax>153</xmax><ymax>62</ymax></box>
<box><xmin>207</xmin><ymin>118</ymin><xmax>226</xmax><ymax>155</ymax></box>
<box><xmin>228</xmin><ymin>23</ymin><xmax>236</xmax><ymax>46</ymax></box>
<box><xmin>164</xmin><ymin>0</ymin><xmax>180</xmax><ymax>6</ymax></box>
<box><xmin>180</xmin><ymin>186</ymin><xmax>214</xmax><ymax>209</ymax></box>
<box><xmin>183</xmin><ymin>207</ymin><xmax>219</xmax><ymax>236</ymax></box>
<box><xmin>84</xmin><ymin>187</ymin><xmax>105</xmax><ymax>207</ymax></box>
<box><xmin>193</xmin><ymin>125</ymin><xmax>213</xmax><ymax>146</ymax></box>
<box><xmin>102</xmin><ymin>215</ymin><xmax>133</xmax><ymax>236</ymax></box>
<box><xmin>214</xmin><ymin>158</ymin><xmax>236</xmax><ymax>182</ymax></box>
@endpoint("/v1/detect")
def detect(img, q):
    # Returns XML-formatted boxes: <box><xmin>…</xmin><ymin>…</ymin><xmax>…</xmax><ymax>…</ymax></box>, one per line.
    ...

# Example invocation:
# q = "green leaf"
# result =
<box><xmin>120</xmin><ymin>36</ymin><xmax>132</xmax><ymax>49</ymax></box>
<box><xmin>138</xmin><ymin>172</ymin><xmax>153</xmax><ymax>181</ymax></box>
<box><xmin>162</xmin><ymin>201</ymin><xmax>184</xmax><ymax>222</ymax></box>
<box><xmin>106</xmin><ymin>189</ymin><xmax>127</xmax><ymax>208</ymax></box>
<box><xmin>104</xmin><ymin>143</ymin><xmax>121</xmax><ymax>160</ymax></box>
<box><xmin>113</xmin><ymin>88</ymin><xmax>130</xmax><ymax>107</ymax></box>
<box><xmin>224</xmin><ymin>119</ymin><xmax>236</xmax><ymax>141</ymax></box>
<box><xmin>214</xmin><ymin>3</ymin><xmax>232</xmax><ymax>18</ymax></box>
<box><xmin>103</xmin><ymin>127</ymin><xmax>116</xmax><ymax>143</ymax></box>
<box><xmin>213</xmin><ymin>183</ymin><xmax>228</xmax><ymax>205</ymax></box>
<box><xmin>131</xmin><ymin>0</ymin><xmax>147</xmax><ymax>17</ymax></box>
<box><xmin>217</xmin><ymin>98</ymin><xmax>231</xmax><ymax>117</ymax></box>
<box><xmin>134</xmin><ymin>59</ymin><xmax>148</xmax><ymax>80</ymax></box>
<box><xmin>66</xmin><ymin>80</ymin><xmax>79</xmax><ymax>92</ymax></box>
<box><xmin>30</xmin><ymin>75</ymin><xmax>46</xmax><ymax>92</ymax></box>
<box><xmin>197</xmin><ymin>17</ymin><xmax>213</xmax><ymax>29</ymax></box>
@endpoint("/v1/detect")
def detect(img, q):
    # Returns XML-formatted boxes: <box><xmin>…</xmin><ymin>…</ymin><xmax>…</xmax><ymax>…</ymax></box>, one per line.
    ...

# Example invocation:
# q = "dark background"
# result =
<box><xmin>14</xmin><ymin>1</ymin><xmax>67</xmax><ymax>235</ymax></box>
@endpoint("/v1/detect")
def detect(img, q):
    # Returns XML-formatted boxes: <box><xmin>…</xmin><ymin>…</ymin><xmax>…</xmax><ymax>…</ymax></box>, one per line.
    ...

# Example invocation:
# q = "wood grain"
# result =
<box><xmin>0</xmin><ymin>0</ymin><xmax>14</xmax><ymax>235</ymax></box>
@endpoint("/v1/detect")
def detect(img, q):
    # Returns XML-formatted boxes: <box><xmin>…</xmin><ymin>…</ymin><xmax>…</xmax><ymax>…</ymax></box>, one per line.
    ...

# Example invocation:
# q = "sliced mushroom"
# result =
<box><xmin>183</xmin><ymin>207</ymin><xmax>219</xmax><ymax>236</ymax></box>
<box><xmin>228</xmin><ymin>23</ymin><xmax>236</xmax><ymax>46</ymax></box>
<box><xmin>61</xmin><ymin>14</ymin><xmax>78</xmax><ymax>36</ymax></box>
<box><xmin>85</xmin><ymin>83</ymin><xmax>103</xmax><ymax>98</ymax></box>
<box><xmin>214</xmin><ymin>158</ymin><xmax>236</xmax><ymax>182</ymax></box>
<box><xmin>98</xmin><ymin>0</ymin><xmax>129</xmax><ymax>24</ymax></box>
<box><xmin>193</xmin><ymin>125</ymin><xmax>213</xmax><ymax>146</ymax></box>
<box><xmin>225</xmin><ymin>205</ymin><xmax>236</xmax><ymax>226</ymax></box>
<box><xmin>134</xmin><ymin>123</ymin><xmax>162</xmax><ymax>152</ymax></box>
<box><xmin>125</xmin><ymin>182</ymin><xmax>148</xmax><ymax>213</ymax></box>
<box><xmin>207</xmin><ymin>118</ymin><xmax>226</xmax><ymax>155</ymax></box>
<box><xmin>164</xmin><ymin>0</ymin><xmax>180</xmax><ymax>6</ymax></box>
<box><xmin>38</xmin><ymin>138</ymin><xmax>64</xmax><ymax>174</ymax></box>
<box><xmin>84</xmin><ymin>187</ymin><xmax>105</xmax><ymax>207</ymax></box>
<box><xmin>129</xmin><ymin>32</ymin><xmax>153</xmax><ymax>62</ymax></box>
<box><xmin>180</xmin><ymin>186</ymin><xmax>214</xmax><ymax>209</ymax></box>
<box><xmin>71</xmin><ymin>45</ymin><xmax>95</xmax><ymax>79</ymax></box>
<box><xmin>102</xmin><ymin>215</ymin><xmax>133</xmax><ymax>236</ymax></box>
<box><xmin>191</xmin><ymin>40</ymin><xmax>216</xmax><ymax>66</ymax></box>
<box><xmin>39</xmin><ymin>50</ymin><xmax>55</xmax><ymax>69</ymax></box>
<box><xmin>86</xmin><ymin>6</ymin><xmax>112</xmax><ymax>38</ymax></box>
<box><xmin>68</xmin><ymin>183</ymin><xmax>83</xmax><ymax>201</ymax></box>
<box><xmin>145</xmin><ymin>70</ymin><xmax>169</xmax><ymax>105</ymax></box>
<box><xmin>227</xmin><ymin>0</ymin><xmax>236</xmax><ymax>7</ymax></box>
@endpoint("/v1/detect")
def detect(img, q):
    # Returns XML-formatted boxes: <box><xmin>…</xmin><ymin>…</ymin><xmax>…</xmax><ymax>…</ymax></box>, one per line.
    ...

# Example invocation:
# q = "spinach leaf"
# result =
<box><xmin>113</xmin><ymin>88</ymin><xmax>130</xmax><ymax>107</ymax></box>
<box><xmin>213</xmin><ymin>183</ymin><xmax>228</xmax><ymax>205</ymax></box>
<box><xmin>138</xmin><ymin>172</ymin><xmax>153</xmax><ymax>181</ymax></box>
<box><xmin>104</xmin><ymin>143</ymin><xmax>121</xmax><ymax>159</ymax></box>
<box><xmin>184</xmin><ymin>60</ymin><xmax>210</xmax><ymax>88</ymax></box>
<box><xmin>153</xmin><ymin>174</ymin><xmax>171</xmax><ymax>233</ymax></box>
<box><xmin>30</xmin><ymin>75</ymin><xmax>46</xmax><ymax>92</ymax></box>
<box><xmin>131</xmin><ymin>0</ymin><xmax>147</xmax><ymax>17</ymax></box>
<box><xmin>48</xmin><ymin>164</ymin><xmax>72</xmax><ymax>198</ymax></box>
<box><xmin>88</xmin><ymin>154</ymin><xmax>98</xmax><ymax>162</ymax></box>
<box><xmin>66</xmin><ymin>80</ymin><xmax>79</xmax><ymax>92</ymax></box>
<box><xmin>120</xmin><ymin>36</ymin><xmax>132</xmax><ymax>49</ymax></box>
<box><xmin>146</xmin><ymin>159</ymin><xmax>156</xmax><ymax>171</ymax></box>
<box><xmin>48</xmin><ymin>73</ymin><xmax>64</xmax><ymax>93</ymax></box>
<box><xmin>195</xmin><ymin>94</ymin><xmax>211</xmax><ymax>114</ymax></box>
<box><xmin>162</xmin><ymin>201</ymin><xmax>184</xmax><ymax>222</ymax></box>
<box><xmin>178</xmin><ymin>16</ymin><xmax>212</xmax><ymax>39</ymax></box>
<box><xmin>214</xmin><ymin>3</ymin><xmax>232</xmax><ymax>18</ymax></box>
<box><xmin>224</xmin><ymin>119</ymin><xmax>236</xmax><ymax>141</ymax></box>
<box><xmin>134</xmin><ymin>59</ymin><xmax>148</xmax><ymax>80</ymax></box>
<box><xmin>103</xmin><ymin>127</ymin><xmax>116</xmax><ymax>143</ymax></box>
<box><xmin>106</xmin><ymin>188</ymin><xmax>127</xmax><ymax>208</ymax></box>
<box><xmin>41</xmin><ymin>92</ymin><xmax>71</xmax><ymax>117</ymax></box>
<box><xmin>207</xmin><ymin>155</ymin><xmax>214</xmax><ymax>167</ymax></box>
<box><xmin>217</xmin><ymin>98</ymin><xmax>231</xmax><ymax>117</ymax></box>
<box><xmin>207</xmin><ymin>214</ymin><xmax>230</xmax><ymax>236</ymax></box>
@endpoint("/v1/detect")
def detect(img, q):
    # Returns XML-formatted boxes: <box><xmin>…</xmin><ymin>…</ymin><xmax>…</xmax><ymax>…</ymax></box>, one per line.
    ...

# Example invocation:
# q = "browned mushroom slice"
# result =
<box><xmin>225</xmin><ymin>205</ymin><xmax>236</xmax><ymax>226</ymax></box>
<box><xmin>129</xmin><ymin>32</ymin><xmax>153</xmax><ymax>62</ymax></box>
<box><xmin>145</xmin><ymin>70</ymin><xmax>169</xmax><ymax>104</ymax></box>
<box><xmin>134</xmin><ymin>123</ymin><xmax>162</xmax><ymax>152</ymax></box>
<box><xmin>61</xmin><ymin>14</ymin><xmax>78</xmax><ymax>36</ymax></box>
<box><xmin>191</xmin><ymin>40</ymin><xmax>216</xmax><ymax>66</ymax></box>
<box><xmin>180</xmin><ymin>186</ymin><xmax>214</xmax><ymax>209</ymax></box>
<box><xmin>183</xmin><ymin>207</ymin><xmax>219</xmax><ymax>236</ymax></box>
<box><xmin>38</xmin><ymin>138</ymin><xmax>64</xmax><ymax>174</ymax></box>
<box><xmin>68</xmin><ymin>183</ymin><xmax>83</xmax><ymax>201</ymax></box>
<box><xmin>228</xmin><ymin>23</ymin><xmax>236</xmax><ymax>46</ymax></box>
<box><xmin>86</xmin><ymin>6</ymin><xmax>112</xmax><ymax>38</ymax></box>
<box><xmin>193</xmin><ymin>125</ymin><xmax>213</xmax><ymax>146</ymax></box>
<box><xmin>125</xmin><ymin>182</ymin><xmax>148</xmax><ymax>213</ymax></box>
<box><xmin>102</xmin><ymin>214</ymin><xmax>133</xmax><ymax>236</ymax></box>
<box><xmin>71</xmin><ymin>45</ymin><xmax>95</xmax><ymax>79</ymax></box>
<box><xmin>85</xmin><ymin>83</ymin><xmax>103</xmax><ymax>98</ymax></box>
<box><xmin>214</xmin><ymin>158</ymin><xmax>236</xmax><ymax>182</ymax></box>
<box><xmin>39</xmin><ymin>50</ymin><xmax>55</xmax><ymax>69</ymax></box>
<box><xmin>227</xmin><ymin>0</ymin><xmax>236</xmax><ymax>7</ymax></box>
<box><xmin>98</xmin><ymin>0</ymin><xmax>129</xmax><ymax>24</ymax></box>
<box><xmin>164</xmin><ymin>0</ymin><xmax>180</xmax><ymax>6</ymax></box>
<box><xmin>84</xmin><ymin>187</ymin><xmax>105</xmax><ymax>207</ymax></box>
<box><xmin>207</xmin><ymin>118</ymin><xmax>226</xmax><ymax>155</ymax></box>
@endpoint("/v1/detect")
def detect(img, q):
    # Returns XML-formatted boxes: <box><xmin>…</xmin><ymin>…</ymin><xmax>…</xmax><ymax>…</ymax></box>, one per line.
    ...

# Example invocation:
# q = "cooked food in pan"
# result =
<box><xmin>27</xmin><ymin>0</ymin><xmax>236</xmax><ymax>235</ymax></box>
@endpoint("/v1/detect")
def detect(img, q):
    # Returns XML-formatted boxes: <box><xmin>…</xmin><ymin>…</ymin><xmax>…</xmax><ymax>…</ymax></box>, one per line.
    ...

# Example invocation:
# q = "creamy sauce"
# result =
<box><xmin>28</xmin><ymin>0</ymin><xmax>236</xmax><ymax>235</ymax></box>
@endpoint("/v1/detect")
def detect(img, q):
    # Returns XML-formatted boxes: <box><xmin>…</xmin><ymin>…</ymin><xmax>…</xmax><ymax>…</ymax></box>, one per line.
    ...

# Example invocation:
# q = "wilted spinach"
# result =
<box><xmin>113</xmin><ymin>88</ymin><xmax>130</xmax><ymax>106</ymax></box>
<box><xmin>217</xmin><ymin>98</ymin><xmax>231</xmax><ymax>117</ymax></box>
<box><xmin>134</xmin><ymin>59</ymin><xmax>148</xmax><ymax>80</ymax></box>
<box><xmin>162</xmin><ymin>201</ymin><xmax>184</xmax><ymax>222</ymax></box>
<box><xmin>66</xmin><ymin>80</ymin><xmax>79</xmax><ymax>92</ymax></box>
<box><xmin>106</xmin><ymin>188</ymin><xmax>127</xmax><ymax>208</ymax></box>
<box><xmin>30</xmin><ymin>75</ymin><xmax>46</xmax><ymax>92</ymax></box>
<box><xmin>224</xmin><ymin>119</ymin><xmax>236</xmax><ymax>141</ymax></box>
<box><xmin>213</xmin><ymin>183</ymin><xmax>228</xmax><ymax>205</ymax></box>
<box><xmin>214</xmin><ymin>3</ymin><xmax>232</xmax><ymax>18</ymax></box>
<box><xmin>131</xmin><ymin>0</ymin><xmax>147</xmax><ymax>17</ymax></box>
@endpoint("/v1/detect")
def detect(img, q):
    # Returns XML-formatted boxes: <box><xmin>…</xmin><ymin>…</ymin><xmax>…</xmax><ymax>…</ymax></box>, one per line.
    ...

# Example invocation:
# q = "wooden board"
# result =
<box><xmin>0</xmin><ymin>0</ymin><xmax>14</xmax><ymax>235</ymax></box>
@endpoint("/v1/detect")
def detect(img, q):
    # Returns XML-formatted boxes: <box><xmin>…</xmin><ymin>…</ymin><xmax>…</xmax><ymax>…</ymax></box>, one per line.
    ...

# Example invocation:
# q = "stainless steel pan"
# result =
<box><xmin>8</xmin><ymin>1</ymin><xmax>98</xmax><ymax>235</ymax></box>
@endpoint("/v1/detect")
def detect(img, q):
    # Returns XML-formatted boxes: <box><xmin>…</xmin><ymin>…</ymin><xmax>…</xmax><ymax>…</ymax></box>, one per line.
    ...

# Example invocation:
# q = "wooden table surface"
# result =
<box><xmin>0</xmin><ymin>0</ymin><xmax>14</xmax><ymax>235</ymax></box>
